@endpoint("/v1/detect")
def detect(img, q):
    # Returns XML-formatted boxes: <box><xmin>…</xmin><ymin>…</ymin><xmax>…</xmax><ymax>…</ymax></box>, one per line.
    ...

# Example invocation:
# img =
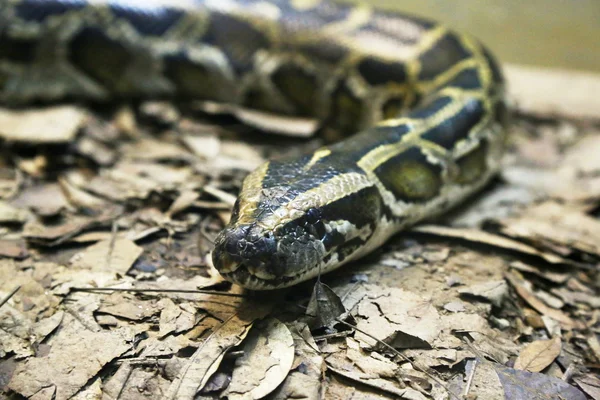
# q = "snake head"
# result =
<box><xmin>212</xmin><ymin>192</ymin><xmax>329</xmax><ymax>289</ymax></box>
<box><xmin>212</xmin><ymin>158</ymin><xmax>383</xmax><ymax>290</ymax></box>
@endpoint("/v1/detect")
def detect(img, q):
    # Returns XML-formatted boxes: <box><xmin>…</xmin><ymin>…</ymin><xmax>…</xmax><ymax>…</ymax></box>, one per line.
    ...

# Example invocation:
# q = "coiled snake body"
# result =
<box><xmin>0</xmin><ymin>0</ymin><xmax>508</xmax><ymax>289</ymax></box>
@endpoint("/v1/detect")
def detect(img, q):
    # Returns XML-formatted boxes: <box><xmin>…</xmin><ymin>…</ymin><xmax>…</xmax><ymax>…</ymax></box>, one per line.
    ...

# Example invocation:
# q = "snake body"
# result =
<box><xmin>0</xmin><ymin>0</ymin><xmax>508</xmax><ymax>289</ymax></box>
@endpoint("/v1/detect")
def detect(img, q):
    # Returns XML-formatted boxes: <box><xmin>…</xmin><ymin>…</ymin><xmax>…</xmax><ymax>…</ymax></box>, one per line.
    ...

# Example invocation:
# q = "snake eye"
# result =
<box><xmin>305</xmin><ymin>208</ymin><xmax>321</xmax><ymax>224</ymax></box>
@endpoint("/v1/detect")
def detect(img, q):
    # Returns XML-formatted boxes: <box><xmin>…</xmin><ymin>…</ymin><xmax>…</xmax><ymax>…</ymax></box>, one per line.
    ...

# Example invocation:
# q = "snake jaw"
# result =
<box><xmin>212</xmin><ymin>211</ymin><xmax>329</xmax><ymax>288</ymax></box>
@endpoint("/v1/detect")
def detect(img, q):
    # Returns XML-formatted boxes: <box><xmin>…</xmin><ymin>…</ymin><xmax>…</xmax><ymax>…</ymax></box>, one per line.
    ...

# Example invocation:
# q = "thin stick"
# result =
<box><xmin>0</xmin><ymin>285</ymin><xmax>21</xmax><ymax>309</ymax></box>
<box><xmin>464</xmin><ymin>358</ymin><xmax>478</xmax><ymax>397</ymax></box>
<box><xmin>71</xmin><ymin>287</ymin><xmax>247</xmax><ymax>298</ymax></box>
<box><xmin>106</xmin><ymin>219</ymin><xmax>119</xmax><ymax>269</ymax></box>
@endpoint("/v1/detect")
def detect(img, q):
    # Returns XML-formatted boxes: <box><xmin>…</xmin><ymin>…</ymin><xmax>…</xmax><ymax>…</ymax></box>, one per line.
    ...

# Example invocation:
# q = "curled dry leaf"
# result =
<box><xmin>269</xmin><ymin>322</ymin><xmax>324</xmax><ymax>400</ymax></box>
<box><xmin>224</xmin><ymin>317</ymin><xmax>295</xmax><ymax>400</ymax></box>
<box><xmin>305</xmin><ymin>281</ymin><xmax>346</xmax><ymax>330</ymax></box>
<box><xmin>165</xmin><ymin>301</ymin><xmax>272</xmax><ymax>400</ymax></box>
<box><xmin>505</xmin><ymin>270</ymin><xmax>577</xmax><ymax>329</ymax></box>
<box><xmin>514</xmin><ymin>337</ymin><xmax>561</xmax><ymax>372</ymax></box>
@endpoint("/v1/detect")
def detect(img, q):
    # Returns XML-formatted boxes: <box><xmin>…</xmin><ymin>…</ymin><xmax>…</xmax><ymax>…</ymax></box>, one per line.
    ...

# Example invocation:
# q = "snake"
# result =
<box><xmin>0</xmin><ymin>0</ymin><xmax>508</xmax><ymax>289</ymax></box>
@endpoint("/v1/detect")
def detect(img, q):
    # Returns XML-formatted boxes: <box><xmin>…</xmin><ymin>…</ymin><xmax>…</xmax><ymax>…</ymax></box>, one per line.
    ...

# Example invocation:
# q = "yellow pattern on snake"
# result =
<box><xmin>0</xmin><ymin>0</ymin><xmax>509</xmax><ymax>289</ymax></box>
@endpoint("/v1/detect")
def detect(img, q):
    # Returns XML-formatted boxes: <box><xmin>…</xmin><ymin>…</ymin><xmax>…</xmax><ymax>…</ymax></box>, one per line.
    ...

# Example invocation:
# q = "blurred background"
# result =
<box><xmin>340</xmin><ymin>0</ymin><xmax>600</xmax><ymax>73</ymax></box>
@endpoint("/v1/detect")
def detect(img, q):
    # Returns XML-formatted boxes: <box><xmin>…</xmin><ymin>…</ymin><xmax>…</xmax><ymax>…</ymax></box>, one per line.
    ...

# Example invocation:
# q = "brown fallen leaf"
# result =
<box><xmin>458</xmin><ymin>280</ymin><xmax>508</xmax><ymax>308</ymax></box>
<box><xmin>413</xmin><ymin>225</ymin><xmax>565</xmax><ymax>265</ymax></box>
<box><xmin>70</xmin><ymin>238</ymin><xmax>143</xmax><ymax>275</ymax></box>
<box><xmin>574</xmin><ymin>374</ymin><xmax>600</xmax><ymax>400</ymax></box>
<box><xmin>0</xmin><ymin>105</ymin><xmax>86</xmax><ymax>143</ymax></box>
<box><xmin>305</xmin><ymin>281</ymin><xmax>346</xmax><ymax>330</ymax></box>
<box><xmin>499</xmin><ymin>201</ymin><xmax>600</xmax><ymax>258</ymax></box>
<box><xmin>7</xmin><ymin>314</ymin><xmax>131</xmax><ymax>400</ymax></box>
<box><xmin>494</xmin><ymin>363</ymin><xmax>586</xmax><ymax>400</ymax></box>
<box><xmin>0</xmin><ymin>201</ymin><xmax>29</xmax><ymax>224</ymax></box>
<box><xmin>223</xmin><ymin>317</ymin><xmax>295</xmax><ymax>400</ymax></box>
<box><xmin>165</xmin><ymin>301</ymin><xmax>272</xmax><ymax>400</ymax></box>
<box><xmin>513</xmin><ymin>337</ymin><xmax>561</xmax><ymax>372</ymax></box>
<box><xmin>12</xmin><ymin>183</ymin><xmax>70</xmax><ymax>217</ymax></box>
<box><xmin>0</xmin><ymin>240</ymin><xmax>29</xmax><ymax>259</ymax></box>
<box><xmin>269</xmin><ymin>322</ymin><xmax>324</xmax><ymax>400</ymax></box>
<box><xmin>504</xmin><ymin>270</ymin><xmax>577</xmax><ymax>329</ymax></box>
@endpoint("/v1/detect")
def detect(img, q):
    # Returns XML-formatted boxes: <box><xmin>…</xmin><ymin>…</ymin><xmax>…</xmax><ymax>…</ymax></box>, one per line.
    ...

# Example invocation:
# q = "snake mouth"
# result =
<box><xmin>218</xmin><ymin>262</ymin><xmax>314</xmax><ymax>290</ymax></box>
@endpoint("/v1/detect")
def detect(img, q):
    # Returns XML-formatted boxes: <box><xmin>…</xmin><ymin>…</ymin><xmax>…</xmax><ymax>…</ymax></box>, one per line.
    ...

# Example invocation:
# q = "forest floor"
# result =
<box><xmin>1</xmin><ymin>65</ymin><xmax>600</xmax><ymax>400</ymax></box>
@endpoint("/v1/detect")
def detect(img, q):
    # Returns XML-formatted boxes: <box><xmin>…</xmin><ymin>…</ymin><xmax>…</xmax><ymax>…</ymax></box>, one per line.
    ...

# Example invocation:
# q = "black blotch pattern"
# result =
<box><xmin>420</xmin><ymin>97</ymin><xmax>483</xmax><ymax>150</ymax></box>
<box><xmin>410</xmin><ymin>96</ymin><xmax>453</xmax><ymax>119</ymax></box>
<box><xmin>14</xmin><ymin>0</ymin><xmax>85</xmax><ymax>22</ymax></box>
<box><xmin>272</xmin><ymin>64</ymin><xmax>319</xmax><ymax>116</ymax></box>
<box><xmin>164</xmin><ymin>52</ymin><xmax>232</xmax><ymax>101</ymax></box>
<box><xmin>202</xmin><ymin>12</ymin><xmax>270</xmax><ymax>73</ymax></box>
<box><xmin>110</xmin><ymin>4</ymin><xmax>184</xmax><ymax>36</ymax></box>
<box><xmin>481</xmin><ymin>45</ymin><xmax>504</xmax><ymax>85</ymax></box>
<box><xmin>295</xmin><ymin>40</ymin><xmax>349</xmax><ymax>65</ymax></box>
<box><xmin>68</xmin><ymin>27</ymin><xmax>133</xmax><ymax>91</ymax></box>
<box><xmin>357</xmin><ymin>57</ymin><xmax>407</xmax><ymax>86</ymax></box>
<box><xmin>327</xmin><ymin>81</ymin><xmax>364</xmax><ymax>133</ymax></box>
<box><xmin>382</xmin><ymin>96</ymin><xmax>407</xmax><ymax>119</ymax></box>
<box><xmin>445</xmin><ymin>67</ymin><xmax>481</xmax><ymax>90</ymax></box>
<box><xmin>0</xmin><ymin>34</ymin><xmax>36</xmax><ymax>63</ymax></box>
<box><xmin>418</xmin><ymin>33</ymin><xmax>471</xmax><ymax>81</ymax></box>
<box><xmin>319</xmin><ymin>186</ymin><xmax>382</xmax><ymax>229</ymax></box>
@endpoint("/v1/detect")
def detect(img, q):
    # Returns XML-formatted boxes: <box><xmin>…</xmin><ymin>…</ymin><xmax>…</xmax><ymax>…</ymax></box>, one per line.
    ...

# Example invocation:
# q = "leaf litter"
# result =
<box><xmin>1</xmin><ymin>70</ymin><xmax>600</xmax><ymax>400</ymax></box>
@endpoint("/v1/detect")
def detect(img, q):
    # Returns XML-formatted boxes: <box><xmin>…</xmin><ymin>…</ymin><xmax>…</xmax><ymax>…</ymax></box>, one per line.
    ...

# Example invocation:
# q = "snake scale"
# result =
<box><xmin>0</xmin><ymin>0</ymin><xmax>508</xmax><ymax>289</ymax></box>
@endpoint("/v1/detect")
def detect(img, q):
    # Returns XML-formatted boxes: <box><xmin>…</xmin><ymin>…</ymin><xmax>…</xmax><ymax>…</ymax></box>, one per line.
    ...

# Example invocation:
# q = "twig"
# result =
<box><xmin>0</xmin><ymin>285</ymin><xmax>21</xmax><ymax>309</ymax></box>
<box><xmin>71</xmin><ymin>286</ymin><xmax>248</xmax><ymax>298</ymax></box>
<box><xmin>335</xmin><ymin>317</ymin><xmax>461</xmax><ymax>400</ymax></box>
<box><xmin>464</xmin><ymin>358</ymin><xmax>478</xmax><ymax>397</ymax></box>
<box><xmin>106</xmin><ymin>219</ymin><xmax>119</xmax><ymax>269</ymax></box>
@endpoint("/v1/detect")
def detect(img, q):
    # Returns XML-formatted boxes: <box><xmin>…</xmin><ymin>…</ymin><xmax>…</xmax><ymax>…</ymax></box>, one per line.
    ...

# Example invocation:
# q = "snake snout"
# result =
<box><xmin>212</xmin><ymin>224</ymin><xmax>281</xmax><ymax>276</ymax></box>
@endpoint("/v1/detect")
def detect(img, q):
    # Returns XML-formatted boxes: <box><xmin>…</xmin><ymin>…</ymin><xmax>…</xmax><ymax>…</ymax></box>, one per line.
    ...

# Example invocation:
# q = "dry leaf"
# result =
<box><xmin>355</xmin><ymin>286</ymin><xmax>441</xmax><ymax>349</ymax></box>
<box><xmin>505</xmin><ymin>270</ymin><xmax>576</xmax><ymax>328</ymax></box>
<box><xmin>458</xmin><ymin>280</ymin><xmax>508</xmax><ymax>308</ymax></box>
<box><xmin>7</xmin><ymin>314</ymin><xmax>131</xmax><ymax>400</ymax></box>
<box><xmin>70</xmin><ymin>238</ymin><xmax>143</xmax><ymax>275</ymax></box>
<box><xmin>269</xmin><ymin>322</ymin><xmax>324</xmax><ymax>400</ymax></box>
<box><xmin>13</xmin><ymin>183</ymin><xmax>70</xmax><ymax>217</ymax></box>
<box><xmin>0</xmin><ymin>201</ymin><xmax>29</xmax><ymax>223</ymax></box>
<box><xmin>224</xmin><ymin>317</ymin><xmax>295</xmax><ymax>399</ymax></box>
<box><xmin>0</xmin><ymin>106</ymin><xmax>86</xmax><ymax>143</ymax></box>
<box><xmin>165</xmin><ymin>301</ymin><xmax>272</xmax><ymax>400</ymax></box>
<box><xmin>494</xmin><ymin>364</ymin><xmax>586</xmax><ymax>400</ymax></box>
<box><xmin>413</xmin><ymin>225</ymin><xmax>565</xmax><ymax>265</ymax></box>
<box><xmin>500</xmin><ymin>201</ymin><xmax>600</xmax><ymax>257</ymax></box>
<box><xmin>305</xmin><ymin>281</ymin><xmax>346</xmax><ymax>329</ymax></box>
<box><xmin>514</xmin><ymin>337</ymin><xmax>561</xmax><ymax>372</ymax></box>
<box><xmin>574</xmin><ymin>374</ymin><xmax>600</xmax><ymax>400</ymax></box>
